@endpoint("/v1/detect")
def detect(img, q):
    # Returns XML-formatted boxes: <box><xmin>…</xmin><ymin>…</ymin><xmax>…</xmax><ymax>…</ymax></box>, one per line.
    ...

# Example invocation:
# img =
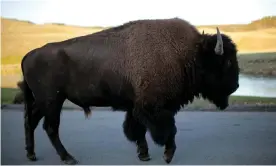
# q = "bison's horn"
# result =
<box><xmin>214</xmin><ymin>27</ymin><xmax>224</xmax><ymax>55</ymax></box>
<box><xmin>202</xmin><ymin>30</ymin><xmax>204</xmax><ymax>35</ymax></box>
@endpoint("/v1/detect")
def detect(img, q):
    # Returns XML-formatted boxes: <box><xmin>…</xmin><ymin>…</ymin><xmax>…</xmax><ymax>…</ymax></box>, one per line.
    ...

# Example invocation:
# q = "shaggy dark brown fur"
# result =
<box><xmin>19</xmin><ymin>18</ymin><xmax>239</xmax><ymax>164</ymax></box>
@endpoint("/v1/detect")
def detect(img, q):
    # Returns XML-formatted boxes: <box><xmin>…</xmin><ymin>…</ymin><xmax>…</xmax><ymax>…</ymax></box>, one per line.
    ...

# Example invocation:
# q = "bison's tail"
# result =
<box><xmin>13</xmin><ymin>81</ymin><xmax>25</xmax><ymax>104</ymax></box>
<box><xmin>19</xmin><ymin>78</ymin><xmax>35</xmax><ymax>125</ymax></box>
<box><xmin>18</xmin><ymin>79</ymin><xmax>34</xmax><ymax>104</ymax></box>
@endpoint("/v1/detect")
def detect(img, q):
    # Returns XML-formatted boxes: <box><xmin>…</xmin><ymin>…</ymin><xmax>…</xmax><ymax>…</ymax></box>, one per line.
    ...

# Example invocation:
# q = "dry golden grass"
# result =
<box><xmin>1</xmin><ymin>18</ymin><xmax>103</xmax><ymax>62</ymax></box>
<box><xmin>196</xmin><ymin>27</ymin><xmax>276</xmax><ymax>53</ymax></box>
<box><xmin>2</xmin><ymin>17</ymin><xmax>276</xmax><ymax>61</ymax></box>
<box><xmin>1</xmin><ymin>18</ymin><xmax>104</xmax><ymax>88</ymax></box>
<box><xmin>1</xmin><ymin>17</ymin><xmax>276</xmax><ymax>88</ymax></box>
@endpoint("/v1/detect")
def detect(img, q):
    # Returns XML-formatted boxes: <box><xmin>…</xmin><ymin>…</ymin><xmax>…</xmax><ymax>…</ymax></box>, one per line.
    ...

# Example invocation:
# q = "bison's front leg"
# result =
<box><xmin>123</xmin><ymin>112</ymin><xmax>151</xmax><ymax>161</ymax></box>
<box><xmin>163</xmin><ymin>124</ymin><xmax>177</xmax><ymax>164</ymax></box>
<box><xmin>145</xmin><ymin>111</ymin><xmax>177</xmax><ymax>164</ymax></box>
<box><xmin>136</xmin><ymin>138</ymin><xmax>150</xmax><ymax>161</ymax></box>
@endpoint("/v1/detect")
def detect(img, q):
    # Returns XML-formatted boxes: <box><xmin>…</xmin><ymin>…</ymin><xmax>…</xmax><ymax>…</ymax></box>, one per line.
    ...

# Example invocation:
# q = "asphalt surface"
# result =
<box><xmin>1</xmin><ymin>107</ymin><xmax>276</xmax><ymax>165</ymax></box>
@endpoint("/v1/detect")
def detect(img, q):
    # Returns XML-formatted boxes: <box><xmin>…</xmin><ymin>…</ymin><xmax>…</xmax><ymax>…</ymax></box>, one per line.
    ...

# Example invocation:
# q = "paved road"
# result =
<box><xmin>1</xmin><ymin>108</ymin><xmax>276</xmax><ymax>165</ymax></box>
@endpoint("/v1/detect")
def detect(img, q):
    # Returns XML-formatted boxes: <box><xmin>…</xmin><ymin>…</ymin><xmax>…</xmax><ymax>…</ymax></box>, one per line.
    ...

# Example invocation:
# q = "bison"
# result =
<box><xmin>19</xmin><ymin>18</ymin><xmax>239</xmax><ymax>164</ymax></box>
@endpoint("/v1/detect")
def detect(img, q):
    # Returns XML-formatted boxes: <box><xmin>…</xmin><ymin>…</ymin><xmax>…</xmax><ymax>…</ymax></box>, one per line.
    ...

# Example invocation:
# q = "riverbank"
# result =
<box><xmin>184</xmin><ymin>95</ymin><xmax>276</xmax><ymax>110</ymax></box>
<box><xmin>2</xmin><ymin>88</ymin><xmax>276</xmax><ymax>111</ymax></box>
<box><xmin>238</xmin><ymin>52</ymin><xmax>276</xmax><ymax>77</ymax></box>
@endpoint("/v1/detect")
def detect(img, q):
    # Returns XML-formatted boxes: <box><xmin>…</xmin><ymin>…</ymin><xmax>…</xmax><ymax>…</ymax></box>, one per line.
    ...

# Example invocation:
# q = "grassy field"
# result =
<box><xmin>1</xmin><ymin>17</ymin><xmax>103</xmax><ymax>65</ymax></box>
<box><xmin>1</xmin><ymin>17</ymin><xmax>276</xmax><ymax>88</ymax></box>
<box><xmin>2</xmin><ymin>16</ymin><xmax>276</xmax><ymax>64</ymax></box>
<box><xmin>2</xmin><ymin>17</ymin><xmax>276</xmax><ymax>109</ymax></box>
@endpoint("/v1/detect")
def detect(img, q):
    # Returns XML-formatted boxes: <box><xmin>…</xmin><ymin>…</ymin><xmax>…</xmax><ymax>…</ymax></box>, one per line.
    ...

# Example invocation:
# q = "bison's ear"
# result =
<box><xmin>214</xmin><ymin>27</ymin><xmax>224</xmax><ymax>55</ymax></box>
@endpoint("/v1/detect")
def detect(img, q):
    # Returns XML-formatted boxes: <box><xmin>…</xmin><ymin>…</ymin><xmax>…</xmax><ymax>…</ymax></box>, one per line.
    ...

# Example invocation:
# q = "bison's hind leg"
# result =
<box><xmin>20</xmin><ymin>79</ymin><xmax>43</xmax><ymax>161</ymax></box>
<box><xmin>123</xmin><ymin>112</ymin><xmax>151</xmax><ymax>161</ymax></box>
<box><xmin>25</xmin><ymin>106</ymin><xmax>44</xmax><ymax>161</ymax></box>
<box><xmin>36</xmin><ymin>94</ymin><xmax>78</xmax><ymax>165</ymax></box>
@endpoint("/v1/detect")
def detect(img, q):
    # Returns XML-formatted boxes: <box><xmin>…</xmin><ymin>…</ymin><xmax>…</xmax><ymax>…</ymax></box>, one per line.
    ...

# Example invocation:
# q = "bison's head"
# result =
<box><xmin>198</xmin><ymin>28</ymin><xmax>240</xmax><ymax>110</ymax></box>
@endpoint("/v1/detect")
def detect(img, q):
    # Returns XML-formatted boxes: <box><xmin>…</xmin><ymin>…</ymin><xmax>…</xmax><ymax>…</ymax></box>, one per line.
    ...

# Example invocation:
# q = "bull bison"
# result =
<box><xmin>19</xmin><ymin>18</ymin><xmax>239</xmax><ymax>164</ymax></box>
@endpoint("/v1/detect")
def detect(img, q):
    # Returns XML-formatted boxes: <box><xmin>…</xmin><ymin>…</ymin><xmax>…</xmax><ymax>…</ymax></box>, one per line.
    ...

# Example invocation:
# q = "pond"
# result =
<box><xmin>232</xmin><ymin>74</ymin><xmax>276</xmax><ymax>97</ymax></box>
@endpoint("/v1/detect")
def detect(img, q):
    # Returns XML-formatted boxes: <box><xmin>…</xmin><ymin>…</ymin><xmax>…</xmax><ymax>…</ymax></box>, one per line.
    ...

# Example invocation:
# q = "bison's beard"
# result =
<box><xmin>201</xmin><ymin>93</ymin><xmax>230</xmax><ymax>110</ymax></box>
<box><xmin>213</xmin><ymin>96</ymin><xmax>229</xmax><ymax>110</ymax></box>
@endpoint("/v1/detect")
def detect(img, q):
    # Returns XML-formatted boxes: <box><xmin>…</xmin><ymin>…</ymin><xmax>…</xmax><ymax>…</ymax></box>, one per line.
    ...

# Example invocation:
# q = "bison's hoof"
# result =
<box><xmin>163</xmin><ymin>149</ymin><xmax>175</xmax><ymax>164</ymax></box>
<box><xmin>138</xmin><ymin>153</ymin><xmax>151</xmax><ymax>161</ymax></box>
<box><xmin>27</xmin><ymin>153</ymin><xmax>37</xmax><ymax>161</ymax></box>
<box><xmin>163</xmin><ymin>154</ymin><xmax>173</xmax><ymax>164</ymax></box>
<box><xmin>62</xmin><ymin>156</ymin><xmax>78</xmax><ymax>165</ymax></box>
<box><xmin>63</xmin><ymin>158</ymin><xmax>78</xmax><ymax>165</ymax></box>
<box><xmin>137</xmin><ymin>145</ymin><xmax>150</xmax><ymax>161</ymax></box>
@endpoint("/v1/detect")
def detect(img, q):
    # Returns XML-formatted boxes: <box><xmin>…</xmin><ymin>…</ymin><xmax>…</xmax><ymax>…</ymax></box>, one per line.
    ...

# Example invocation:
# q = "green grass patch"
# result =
<box><xmin>1</xmin><ymin>88</ymin><xmax>21</xmax><ymax>104</ymax></box>
<box><xmin>238</xmin><ymin>52</ymin><xmax>276</xmax><ymax>77</ymax></box>
<box><xmin>229</xmin><ymin>95</ymin><xmax>276</xmax><ymax>105</ymax></box>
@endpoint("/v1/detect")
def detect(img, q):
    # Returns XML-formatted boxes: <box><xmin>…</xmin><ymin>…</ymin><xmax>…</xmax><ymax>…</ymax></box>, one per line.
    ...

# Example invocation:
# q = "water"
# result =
<box><xmin>232</xmin><ymin>74</ymin><xmax>276</xmax><ymax>97</ymax></box>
